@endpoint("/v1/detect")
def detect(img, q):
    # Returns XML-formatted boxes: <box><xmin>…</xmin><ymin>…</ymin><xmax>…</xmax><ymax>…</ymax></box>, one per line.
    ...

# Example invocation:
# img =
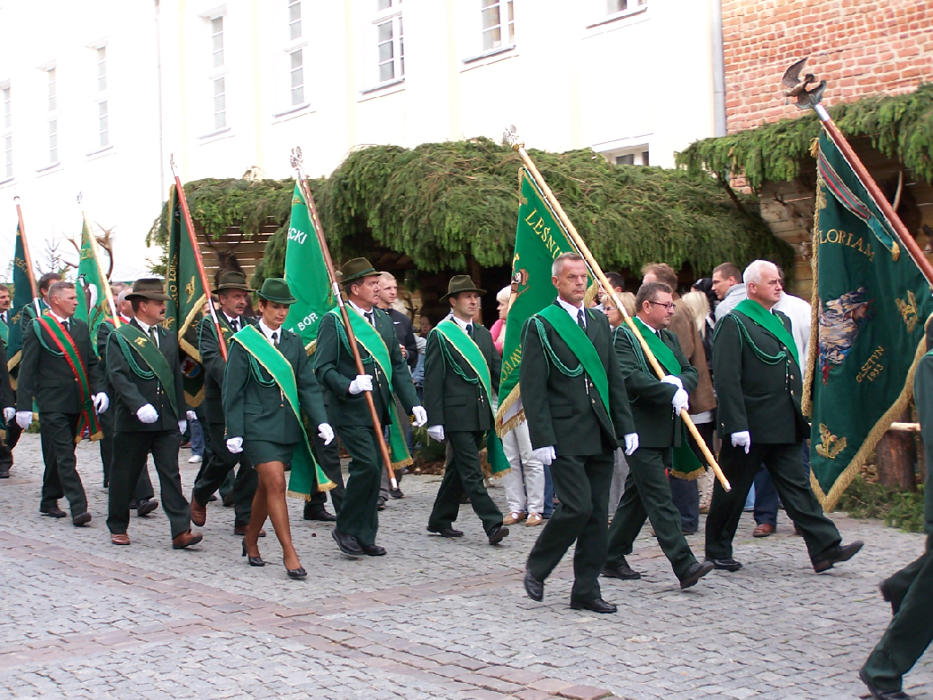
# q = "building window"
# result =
<box><xmin>611</xmin><ymin>148</ymin><xmax>649</xmax><ymax>166</ymax></box>
<box><xmin>208</xmin><ymin>15</ymin><xmax>227</xmax><ymax>130</ymax></box>
<box><xmin>211</xmin><ymin>16</ymin><xmax>224</xmax><ymax>68</ymax></box>
<box><xmin>289</xmin><ymin>49</ymin><xmax>304</xmax><ymax>106</ymax></box>
<box><xmin>213</xmin><ymin>76</ymin><xmax>226</xmax><ymax>130</ymax></box>
<box><xmin>47</xmin><ymin>68</ymin><xmax>58</xmax><ymax>163</ymax></box>
<box><xmin>481</xmin><ymin>0</ymin><xmax>514</xmax><ymax>52</ymax></box>
<box><xmin>283</xmin><ymin>1</ymin><xmax>306</xmax><ymax>108</ymax></box>
<box><xmin>606</xmin><ymin>0</ymin><xmax>646</xmax><ymax>13</ymax></box>
<box><xmin>288</xmin><ymin>0</ymin><xmax>302</xmax><ymax>41</ymax></box>
<box><xmin>374</xmin><ymin>1</ymin><xmax>404</xmax><ymax>84</ymax></box>
<box><xmin>95</xmin><ymin>46</ymin><xmax>109</xmax><ymax>149</ymax></box>
<box><xmin>2</xmin><ymin>85</ymin><xmax>11</xmax><ymax>178</ymax></box>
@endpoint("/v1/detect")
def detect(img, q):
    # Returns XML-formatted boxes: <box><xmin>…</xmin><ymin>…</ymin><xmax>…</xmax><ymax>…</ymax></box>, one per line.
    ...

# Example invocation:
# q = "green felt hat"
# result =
<box><xmin>257</xmin><ymin>278</ymin><xmax>296</xmax><ymax>304</ymax></box>
<box><xmin>212</xmin><ymin>270</ymin><xmax>253</xmax><ymax>294</ymax></box>
<box><xmin>440</xmin><ymin>275</ymin><xmax>486</xmax><ymax>302</ymax></box>
<box><xmin>340</xmin><ymin>257</ymin><xmax>379</xmax><ymax>284</ymax></box>
<box><xmin>126</xmin><ymin>278</ymin><xmax>170</xmax><ymax>301</ymax></box>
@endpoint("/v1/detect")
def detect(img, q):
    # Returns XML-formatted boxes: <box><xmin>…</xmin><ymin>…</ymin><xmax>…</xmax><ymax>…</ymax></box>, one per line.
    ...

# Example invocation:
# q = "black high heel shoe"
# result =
<box><xmin>285</xmin><ymin>561</ymin><xmax>307</xmax><ymax>580</ymax></box>
<box><xmin>241</xmin><ymin>539</ymin><xmax>265</xmax><ymax>567</ymax></box>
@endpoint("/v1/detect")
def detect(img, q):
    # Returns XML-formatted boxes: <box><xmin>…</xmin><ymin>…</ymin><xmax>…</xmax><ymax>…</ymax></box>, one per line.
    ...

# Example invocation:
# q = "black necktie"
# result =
<box><xmin>465</xmin><ymin>323</ymin><xmax>473</xmax><ymax>338</ymax></box>
<box><xmin>63</xmin><ymin>319</ymin><xmax>70</xmax><ymax>333</ymax></box>
<box><xmin>230</xmin><ymin>317</ymin><xmax>238</xmax><ymax>332</ymax></box>
<box><xmin>148</xmin><ymin>326</ymin><xmax>159</xmax><ymax>348</ymax></box>
<box><xmin>271</xmin><ymin>331</ymin><xmax>278</xmax><ymax>346</ymax></box>
<box><xmin>577</xmin><ymin>309</ymin><xmax>586</xmax><ymax>331</ymax></box>
<box><xmin>364</xmin><ymin>311</ymin><xmax>374</xmax><ymax>326</ymax></box>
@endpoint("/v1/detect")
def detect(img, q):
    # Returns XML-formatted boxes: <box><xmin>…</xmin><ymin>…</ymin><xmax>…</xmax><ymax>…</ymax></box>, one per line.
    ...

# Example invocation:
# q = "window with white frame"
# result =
<box><xmin>374</xmin><ymin>1</ymin><xmax>404</xmax><ymax>84</ymax></box>
<box><xmin>606</xmin><ymin>0</ymin><xmax>646</xmax><ymax>13</ymax></box>
<box><xmin>2</xmin><ymin>85</ymin><xmax>11</xmax><ymax>179</ymax></box>
<box><xmin>47</xmin><ymin>67</ymin><xmax>58</xmax><ymax>164</ymax></box>
<box><xmin>95</xmin><ymin>46</ymin><xmax>109</xmax><ymax>148</ymax></box>
<box><xmin>288</xmin><ymin>0</ymin><xmax>302</xmax><ymax>40</ymax></box>
<box><xmin>609</xmin><ymin>147</ymin><xmax>649</xmax><ymax>166</ymax></box>
<box><xmin>481</xmin><ymin>0</ymin><xmax>514</xmax><ymax>52</ymax></box>
<box><xmin>209</xmin><ymin>15</ymin><xmax>227</xmax><ymax>130</ymax></box>
<box><xmin>284</xmin><ymin>0</ymin><xmax>306</xmax><ymax>107</ymax></box>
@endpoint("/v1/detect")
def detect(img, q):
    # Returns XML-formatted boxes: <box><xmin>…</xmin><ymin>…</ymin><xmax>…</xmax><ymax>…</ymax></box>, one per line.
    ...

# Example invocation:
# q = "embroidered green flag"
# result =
<box><xmin>165</xmin><ymin>185</ymin><xmax>206</xmax><ymax>408</ymax></box>
<box><xmin>803</xmin><ymin>130</ymin><xmax>933</xmax><ymax>510</ymax></box>
<box><xmin>283</xmin><ymin>183</ymin><xmax>333</xmax><ymax>351</ymax></box>
<box><xmin>7</xmin><ymin>223</ymin><xmax>36</xmax><ymax>376</ymax></box>
<box><xmin>495</xmin><ymin>168</ymin><xmax>580</xmax><ymax>437</ymax></box>
<box><xmin>74</xmin><ymin>219</ymin><xmax>111</xmax><ymax>355</ymax></box>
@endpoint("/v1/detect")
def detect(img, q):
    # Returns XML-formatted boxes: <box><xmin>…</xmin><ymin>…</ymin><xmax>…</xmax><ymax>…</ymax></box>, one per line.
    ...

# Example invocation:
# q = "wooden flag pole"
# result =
<box><xmin>289</xmin><ymin>147</ymin><xmax>399</xmax><ymax>490</ymax></box>
<box><xmin>169</xmin><ymin>156</ymin><xmax>227</xmax><ymax>360</ymax></box>
<box><xmin>13</xmin><ymin>197</ymin><xmax>42</xmax><ymax>316</ymax></box>
<box><xmin>504</xmin><ymin>127</ymin><xmax>731</xmax><ymax>492</ymax></box>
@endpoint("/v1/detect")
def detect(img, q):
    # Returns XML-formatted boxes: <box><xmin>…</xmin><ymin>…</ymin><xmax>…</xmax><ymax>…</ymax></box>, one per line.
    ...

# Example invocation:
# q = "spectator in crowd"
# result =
<box><xmin>490</xmin><ymin>285</ymin><xmax>510</xmax><ymax>356</ymax></box>
<box><xmin>711</xmin><ymin>262</ymin><xmax>746</xmax><ymax>322</ymax></box>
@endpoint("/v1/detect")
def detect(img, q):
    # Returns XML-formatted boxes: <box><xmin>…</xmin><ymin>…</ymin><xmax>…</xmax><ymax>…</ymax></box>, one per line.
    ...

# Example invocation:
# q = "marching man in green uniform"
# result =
<box><xmin>16</xmin><ymin>281</ymin><xmax>107</xmax><ymax>525</ymax></box>
<box><xmin>106</xmin><ymin>278</ymin><xmax>202</xmax><ymax>549</ymax></box>
<box><xmin>859</xmin><ymin>328</ymin><xmax>933</xmax><ymax>699</ymax></box>
<box><xmin>705</xmin><ymin>260</ymin><xmax>862</xmax><ymax>572</ymax></box>
<box><xmin>521</xmin><ymin>253</ymin><xmax>637</xmax><ymax>613</ymax></box>
<box><xmin>314</xmin><ymin>258</ymin><xmax>427</xmax><ymax>558</ymax></box>
<box><xmin>424</xmin><ymin>275</ymin><xmax>509</xmax><ymax>545</ymax></box>
<box><xmin>603</xmin><ymin>281</ymin><xmax>714</xmax><ymax>589</ymax></box>
<box><xmin>190</xmin><ymin>270</ymin><xmax>259</xmax><ymax>535</ymax></box>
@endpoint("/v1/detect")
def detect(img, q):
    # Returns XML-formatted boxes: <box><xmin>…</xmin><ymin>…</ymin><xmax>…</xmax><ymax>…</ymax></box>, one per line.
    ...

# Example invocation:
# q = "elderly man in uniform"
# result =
<box><xmin>521</xmin><ymin>252</ymin><xmax>637</xmax><ymax>613</ymax></box>
<box><xmin>705</xmin><ymin>260</ymin><xmax>862</xmax><ymax>573</ymax></box>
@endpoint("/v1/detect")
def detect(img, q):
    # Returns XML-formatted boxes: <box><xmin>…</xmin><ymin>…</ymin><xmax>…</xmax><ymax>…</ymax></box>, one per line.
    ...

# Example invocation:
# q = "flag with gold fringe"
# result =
<box><xmin>803</xmin><ymin>130</ymin><xmax>933</xmax><ymax>510</ymax></box>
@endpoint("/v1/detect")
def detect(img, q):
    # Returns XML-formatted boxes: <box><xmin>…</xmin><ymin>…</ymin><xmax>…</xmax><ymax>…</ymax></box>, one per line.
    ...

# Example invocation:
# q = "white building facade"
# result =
<box><xmin>0</xmin><ymin>0</ymin><xmax>722</xmax><ymax>278</ymax></box>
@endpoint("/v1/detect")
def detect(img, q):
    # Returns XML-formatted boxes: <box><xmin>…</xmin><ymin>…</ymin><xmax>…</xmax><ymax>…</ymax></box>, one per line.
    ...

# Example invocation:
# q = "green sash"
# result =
<box><xmin>432</xmin><ymin>320</ymin><xmax>510</xmax><ymax>475</ymax></box>
<box><xmin>232</xmin><ymin>325</ymin><xmax>334</xmax><ymax>496</ymax></box>
<box><xmin>114</xmin><ymin>323</ymin><xmax>179</xmax><ymax>419</ymax></box>
<box><xmin>328</xmin><ymin>307</ymin><xmax>412</xmax><ymax>469</ymax></box>
<box><xmin>534</xmin><ymin>305</ymin><xmax>610</xmax><ymax>417</ymax></box>
<box><xmin>734</xmin><ymin>299</ymin><xmax>800</xmax><ymax>368</ymax></box>
<box><xmin>632</xmin><ymin>317</ymin><xmax>680</xmax><ymax>375</ymax></box>
<box><xmin>34</xmin><ymin>314</ymin><xmax>103</xmax><ymax>442</ymax></box>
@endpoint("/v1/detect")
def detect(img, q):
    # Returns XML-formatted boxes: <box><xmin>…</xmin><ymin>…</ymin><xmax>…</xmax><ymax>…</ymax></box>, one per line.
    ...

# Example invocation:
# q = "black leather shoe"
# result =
<box><xmin>523</xmin><ymin>570</ymin><xmax>544</xmax><ymax>602</ymax></box>
<box><xmin>389</xmin><ymin>487</ymin><xmax>404</xmax><ymax>499</ymax></box>
<box><xmin>286</xmin><ymin>566</ymin><xmax>308</xmax><ymax>580</ymax></box>
<box><xmin>332</xmin><ymin>528</ymin><xmax>363</xmax><ymax>557</ymax></box>
<box><xmin>707</xmin><ymin>557</ymin><xmax>742</xmax><ymax>572</ymax></box>
<box><xmin>376</xmin><ymin>498</ymin><xmax>386</xmax><ymax>511</ymax></box>
<box><xmin>40</xmin><ymin>505</ymin><xmax>67</xmax><ymax>519</ymax></box>
<box><xmin>880</xmin><ymin>579</ymin><xmax>904</xmax><ymax>616</ymax></box>
<box><xmin>487</xmin><ymin>525</ymin><xmax>509</xmax><ymax>545</ymax></box>
<box><xmin>570</xmin><ymin>597</ymin><xmax>617</xmax><ymax>613</ymax></box>
<box><xmin>360</xmin><ymin>543</ymin><xmax>387</xmax><ymax>556</ymax></box>
<box><xmin>601</xmin><ymin>557</ymin><xmax>641</xmax><ymax>580</ymax></box>
<box><xmin>72</xmin><ymin>511</ymin><xmax>92</xmax><ymax>527</ymax></box>
<box><xmin>136</xmin><ymin>498</ymin><xmax>159</xmax><ymax>517</ymax></box>
<box><xmin>812</xmin><ymin>540</ymin><xmax>863</xmax><ymax>573</ymax></box>
<box><xmin>859</xmin><ymin>669</ymin><xmax>911</xmax><ymax>699</ymax></box>
<box><xmin>303</xmin><ymin>504</ymin><xmax>337</xmax><ymax>521</ymax></box>
<box><xmin>428</xmin><ymin>526</ymin><xmax>464</xmax><ymax>538</ymax></box>
<box><xmin>679</xmin><ymin>560</ymin><xmax>715</xmax><ymax>589</ymax></box>
<box><xmin>241</xmin><ymin>540</ymin><xmax>265</xmax><ymax>567</ymax></box>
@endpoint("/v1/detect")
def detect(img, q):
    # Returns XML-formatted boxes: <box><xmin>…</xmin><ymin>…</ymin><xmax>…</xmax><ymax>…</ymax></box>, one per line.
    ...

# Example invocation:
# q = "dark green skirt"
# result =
<box><xmin>244</xmin><ymin>439</ymin><xmax>296</xmax><ymax>466</ymax></box>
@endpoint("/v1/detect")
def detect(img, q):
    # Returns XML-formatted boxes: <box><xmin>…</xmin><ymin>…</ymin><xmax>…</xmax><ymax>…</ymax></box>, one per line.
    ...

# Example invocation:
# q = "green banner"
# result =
<box><xmin>495</xmin><ymin>168</ymin><xmax>579</xmax><ymax>436</ymax></box>
<box><xmin>804</xmin><ymin>130</ymin><xmax>933</xmax><ymax>510</ymax></box>
<box><xmin>283</xmin><ymin>184</ymin><xmax>333</xmax><ymax>350</ymax></box>
<box><xmin>7</xmin><ymin>224</ymin><xmax>35</xmax><ymax>375</ymax></box>
<box><xmin>74</xmin><ymin>219</ymin><xmax>111</xmax><ymax>356</ymax></box>
<box><xmin>165</xmin><ymin>185</ymin><xmax>206</xmax><ymax>407</ymax></box>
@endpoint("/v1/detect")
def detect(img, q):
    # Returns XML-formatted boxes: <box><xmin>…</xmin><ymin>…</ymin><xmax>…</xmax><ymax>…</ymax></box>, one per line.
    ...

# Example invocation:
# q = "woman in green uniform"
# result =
<box><xmin>223</xmin><ymin>278</ymin><xmax>334</xmax><ymax>579</ymax></box>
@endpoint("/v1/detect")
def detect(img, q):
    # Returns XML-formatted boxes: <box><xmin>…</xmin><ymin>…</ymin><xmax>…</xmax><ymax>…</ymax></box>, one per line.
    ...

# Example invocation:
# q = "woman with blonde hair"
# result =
<box><xmin>490</xmin><ymin>285</ymin><xmax>511</xmax><ymax>356</ymax></box>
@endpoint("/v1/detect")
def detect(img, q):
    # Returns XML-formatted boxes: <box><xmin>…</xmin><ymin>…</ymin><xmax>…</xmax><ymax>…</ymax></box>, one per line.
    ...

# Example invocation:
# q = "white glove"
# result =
<box><xmin>177</xmin><ymin>420</ymin><xmax>187</xmax><ymax>434</ymax></box>
<box><xmin>731</xmin><ymin>430</ymin><xmax>751</xmax><ymax>454</ymax></box>
<box><xmin>427</xmin><ymin>425</ymin><xmax>445</xmax><ymax>441</ymax></box>
<box><xmin>317</xmin><ymin>422</ymin><xmax>335</xmax><ymax>445</ymax></box>
<box><xmin>186</xmin><ymin>410</ymin><xmax>197</xmax><ymax>421</ymax></box>
<box><xmin>226</xmin><ymin>436</ymin><xmax>244</xmax><ymax>454</ymax></box>
<box><xmin>136</xmin><ymin>404</ymin><xmax>159</xmax><ymax>424</ymax></box>
<box><xmin>624</xmin><ymin>432</ymin><xmax>639</xmax><ymax>456</ymax></box>
<box><xmin>348</xmin><ymin>374</ymin><xmax>373</xmax><ymax>395</ymax></box>
<box><xmin>672</xmin><ymin>388</ymin><xmax>690</xmax><ymax>413</ymax></box>
<box><xmin>661</xmin><ymin>375</ymin><xmax>683</xmax><ymax>391</ymax></box>
<box><xmin>531</xmin><ymin>445</ymin><xmax>556</xmax><ymax>466</ymax></box>
<box><xmin>2</xmin><ymin>407</ymin><xmax>14</xmax><ymax>423</ymax></box>
<box><xmin>93</xmin><ymin>392</ymin><xmax>110</xmax><ymax>414</ymax></box>
<box><xmin>412</xmin><ymin>405</ymin><xmax>428</xmax><ymax>427</ymax></box>
<box><xmin>15</xmin><ymin>410</ymin><xmax>32</xmax><ymax>429</ymax></box>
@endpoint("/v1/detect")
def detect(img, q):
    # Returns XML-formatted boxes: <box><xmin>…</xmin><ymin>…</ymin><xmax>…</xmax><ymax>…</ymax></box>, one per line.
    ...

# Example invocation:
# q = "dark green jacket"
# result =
<box><xmin>0</xmin><ymin>341</ymin><xmax>12</xmax><ymax>408</ymax></box>
<box><xmin>199</xmin><ymin>314</ymin><xmax>256</xmax><ymax>424</ymax></box>
<box><xmin>314</xmin><ymin>308</ymin><xmax>419</xmax><ymax>428</ymax></box>
<box><xmin>106</xmin><ymin>319</ymin><xmax>186</xmax><ymax>432</ymax></box>
<box><xmin>223</xmin><ymin>326</ymin><xmax>327</xmax><ymax>444</ymax></box>
<box><xmin>712</xmin><ymin>308</ymin><xmax>809</xmax><ymax>443</ymax></box>
<box><xmin>423</xmin><ymin>317</ymin><xmax>500</xmax><ymax>432</ymax></box>
<box><xmin>913</xmin><ymin>350</ymin><xmax>933</xmax><ymax>537</ymax></box>
<box><xmin>612</xmin><ymin>323</ymin><xmax>698</xmax><ymax>448</ymax></box>
<box><xmin>17</xmin><ymin>315</ymin><xmax>103</xmax><ymax>414</ymax></box>
<box><xmin>519</xmin><ymin>303</ymin><xmax>634</xmax><ymax>455</ymax></box>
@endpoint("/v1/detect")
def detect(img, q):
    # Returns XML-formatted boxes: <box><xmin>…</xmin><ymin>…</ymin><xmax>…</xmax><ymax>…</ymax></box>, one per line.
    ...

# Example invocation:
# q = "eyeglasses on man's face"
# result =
<box><xmin>648</xmin><ymin>300</ymin><xmax>675</xmax><ymax>311</ymax></box>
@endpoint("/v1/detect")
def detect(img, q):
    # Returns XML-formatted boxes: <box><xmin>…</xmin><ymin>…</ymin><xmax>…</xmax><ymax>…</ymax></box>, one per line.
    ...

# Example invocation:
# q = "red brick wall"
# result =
<box><xmin>722</xmin><ymin>0</ymin><xmax>933</xmax><ymax>133</ymax></box>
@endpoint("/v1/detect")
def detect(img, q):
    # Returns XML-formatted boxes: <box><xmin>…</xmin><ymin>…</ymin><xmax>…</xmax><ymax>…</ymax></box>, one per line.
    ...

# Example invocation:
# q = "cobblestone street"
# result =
<box><xmin>0</xmin><ymin>432</ymin><xmax>930</xmax><ymax>698</ymax></box>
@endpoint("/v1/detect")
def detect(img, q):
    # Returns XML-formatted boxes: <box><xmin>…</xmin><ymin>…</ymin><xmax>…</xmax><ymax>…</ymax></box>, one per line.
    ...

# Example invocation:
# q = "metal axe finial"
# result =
<box><xmin>290</xmin><ymin>147</ymin><xmax>303</xmax><ymax>170</ymax></box>
<box><xmin>502</xmin><ymin>124</ymin><xmax>522</xmax><ymax>149</ymax></box>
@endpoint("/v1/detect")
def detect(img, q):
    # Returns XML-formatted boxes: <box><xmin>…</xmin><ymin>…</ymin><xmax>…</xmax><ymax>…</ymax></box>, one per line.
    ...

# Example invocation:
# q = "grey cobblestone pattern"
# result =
<box><xmin>0</xmin><ymin>433</ymin><xmax>930</xmax><ymax>698</ymax></box>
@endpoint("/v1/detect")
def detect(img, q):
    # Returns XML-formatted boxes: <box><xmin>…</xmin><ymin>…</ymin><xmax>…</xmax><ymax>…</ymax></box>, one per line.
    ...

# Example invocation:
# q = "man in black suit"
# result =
<box><xmin>0</xmin><ymin>340</ymin><xmax>15</xmax><ymax>478</ymax></box>
<box><xmin>16</xmin><ymin>281</ymin><xmax>107</xmax><ymax>524</ymax></box>
<box><xmin>190</xmin><ymin>270</ymin><xmax>259</xmax><ymax>535</ymax></box>
<box><xmin>521</xmin><ymin>253</ymin><xmax>636</xmax><ymax>613</ymax></box>
<box><xmin>105</xmin><ymin>278</ymin><xmax>201</xmax><ymax>549</ymax></box>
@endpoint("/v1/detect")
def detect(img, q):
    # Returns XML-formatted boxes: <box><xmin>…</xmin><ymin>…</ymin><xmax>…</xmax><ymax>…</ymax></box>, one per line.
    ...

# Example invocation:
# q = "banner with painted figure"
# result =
<box><xmin>804</xmin><ymin>130</ymin><xmax>933</xmax><ymax>510</ymax></box>
<box><xmin>495</xmin><ymin>167</ymin><xmax>579</xmax><ymax>437</ymax></box>
<box><xmin>74</xmin><ymin>219</ymin><xmax>111</xmax><ymax>352</ymax></box>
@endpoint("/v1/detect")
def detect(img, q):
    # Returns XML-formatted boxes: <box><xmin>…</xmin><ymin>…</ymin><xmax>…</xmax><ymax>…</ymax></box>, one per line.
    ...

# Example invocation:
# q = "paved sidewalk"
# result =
<box><xmin>0</xmin><ymin>432</ymin><xmax>930</xmax><ymax>698</ymax></box>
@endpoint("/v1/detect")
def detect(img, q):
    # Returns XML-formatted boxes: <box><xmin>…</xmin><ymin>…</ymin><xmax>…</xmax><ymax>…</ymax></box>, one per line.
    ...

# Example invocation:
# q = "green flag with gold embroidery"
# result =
<box><xmin>165</xmin><ymin>184</ymin><xmax>206</xmax><ymax>407</ymax></box>
<box><xmin>804</xmin><ymin>130</ymin><xmax>933</xmax><ymax>510</ymax></box>
<box><xmin>74</xmin><ymin>219</ymin><xmax>111</xmax><ymax>354</ymax></box>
